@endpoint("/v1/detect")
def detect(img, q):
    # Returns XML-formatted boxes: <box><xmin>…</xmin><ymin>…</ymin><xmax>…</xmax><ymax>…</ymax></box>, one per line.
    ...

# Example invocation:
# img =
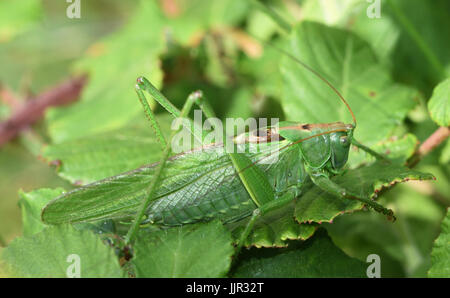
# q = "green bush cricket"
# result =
<box><xmin>41</xmin><ymin>42</ymin><xmax>395</xmax><ymax>251</ymax></box>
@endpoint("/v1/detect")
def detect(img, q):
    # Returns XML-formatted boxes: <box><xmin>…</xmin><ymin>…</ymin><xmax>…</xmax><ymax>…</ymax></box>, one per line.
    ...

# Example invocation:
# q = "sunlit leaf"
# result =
<box><xmin>42</xmin><ymin>115</ymin><xmax>172</xmax><ymax>184</ymax></box>
<box><xmin>46</xmin><ymin>0</ymin><xmax>166</xmax><ymax>142</ymax></box>
<box><xmin>0</xmin><ymin>225</ymin><xmax>123</xmax><ymax>277</ymax></box>
<box><xmin>428</xmin><ymin>209</ymin><xmax>450</xmax><ymax>277</ymax></box>
<box><xmin>428</xmin><ymin>78</ymin><xmax>450</xmax><ymax>127</ymax></box>
<box><xmin>301</xmin><ymin>0</ymin><xmax>400</xmax><ymax>64</ymax></box>
<box><xmin>132</xmin><ymin>220</ymin><xmax>233</xmax><ymax>277</ymax></box>
<box><xmin>0</xmin><ymin>0</ymin><xmax>42</xmax><ymax>42</ymax></box>
<box><xmin>281</xmin><ymin>21</ymin><xmax>418</xmax><ymax>147</ymax></box>
<box><xmin>18</xmin><ymin>188</ymin><xmax>65</xmax><ymax>236</ymax></box>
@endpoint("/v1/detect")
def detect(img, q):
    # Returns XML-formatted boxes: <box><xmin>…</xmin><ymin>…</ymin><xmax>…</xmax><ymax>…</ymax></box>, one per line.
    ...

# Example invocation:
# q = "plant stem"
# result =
<box><xmin>0</xmin><ymin>76</ymin><xmax>86</xmax><ymax>146</ymax></box>
<box><xmin>407</xmin><ymin>126</ymin><xmax>450</xmax><ymax>168</ymax></box>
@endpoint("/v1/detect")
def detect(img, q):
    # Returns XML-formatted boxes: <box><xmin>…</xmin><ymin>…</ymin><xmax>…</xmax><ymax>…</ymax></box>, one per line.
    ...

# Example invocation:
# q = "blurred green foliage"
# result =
<box><xmin>0</xmin><ymin>0</ymin><xmax>448</xmax><ymax>277</ymax></box>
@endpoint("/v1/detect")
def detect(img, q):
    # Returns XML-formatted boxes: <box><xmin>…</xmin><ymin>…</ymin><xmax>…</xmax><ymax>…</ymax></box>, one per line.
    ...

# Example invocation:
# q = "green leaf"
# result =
<box><xmin>0</xmin><ymin>225</ymin><xmax>122</xmax><ymax>277</ymax></box>
<box><xmin>233</xmin><ymin>229</ymin><xmax>366</xmax><ymax>277</ymax></box>
<box><xmin>165</xmin><ymin>0</ymin><xmax>250</xmax><ymax>45</ymax></box>
<box><xmin>440</xmin><ymin>139</ymin><xmax>450</xmax><ymax>164</ymax></box>
<box><xmin>428</xmin><ymin>78</ymin><xmax>450</xmax><ymax>126</ymax></box>
<box><xmin>0</xmin><ymin>0</ymin><xmax>42</xmax><ymax>41</ymax></box>
<box><xmin>0</xmin><ymin>104</ymin><xmax>10</xmax><ymax>121</ymax></box>
<box><xmin>246</xmin><ymin>8</ymin><xmax>281</xmax><ymax>41</ymax></box>
<box><xmin>429</xmin><ymin>209</ymin><xmax>450</xmax><ymax>277</ymax></box>
<box><xmin>18</xmin><ymin>188</ymin><xmax>65</xmax><ymax>236</ymax></box>
<box><xmin>46</xmin><ymin>0</ymin><xmax>166</xmax><ymax>143</ymax></box>
<box><xmin>327</xmin><ymin>181</ymin><xmax>445</xmax><ymax>277</ymax></box>
<box><xmin>301</xmin><ymin>0</ymin><xmax>400</xmax><ymax>64</ymax></box>
<box><xmin>281</xmin><ymin>21</ymin><xmax>418</xmax><ymax>147</ymax></box>
<box><xmin>387</xmin><ymin>0</ymin><xmax>450</xmax><ymax>94</ymax></box>
<box><xmin>295</xmin><ymin>161</ymin><xmax>435</xmax><ymax>224</ymax></box>
<box><xmin>0</xmin><ymin>11</ymin><xmax>107</xmax><ymax>92</ymax></box>
<box><xmin>42</xmin><ymin>115</ymin><xmax>172</xmax><ymax>184</ymax></box>
<box><xmin>132</xmin><ymin>220</ymin><xmax>233</xmax><ymax>277</ymax></box>
<box><xmin>349</xmin><ymin>133</ymin><xmax>419</xmax><ymax>167</ymax></box>
<box><xmin>45</xmin><ymin>0</ymin><xmax>251</xmax><ymax>143</ymax></box>
<box><xmin>228</xmin><ymin>200</ymin><xmax>317</xmax><ymax>248</ymax></box>
<box><xmin>239</xmin><ymin>38</ymin><xmax>286</xmax><ymax>100</ymax></box>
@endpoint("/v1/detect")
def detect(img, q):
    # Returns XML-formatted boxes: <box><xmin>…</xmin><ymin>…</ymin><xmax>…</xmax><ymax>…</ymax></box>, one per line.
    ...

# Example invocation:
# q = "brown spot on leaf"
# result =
<box><xmin>50</xmin><ymin>159</ymin><xmax>61</xmax><ymax>167</ymax></box>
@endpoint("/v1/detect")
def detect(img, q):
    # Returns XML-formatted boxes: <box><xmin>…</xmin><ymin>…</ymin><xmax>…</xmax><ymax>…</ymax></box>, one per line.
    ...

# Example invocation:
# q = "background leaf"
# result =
<box><xmin>164</xmin><ymin>0</ymin><xmax>250</xmax><ymax>45</ymax></box>
<box><xmin>387</xmin><ymin>0</ymin><xmax>450</xmax><ymax>95</ymax></box>
<box><xmin>233</xmin><ymin>229</ymin><xmax>366</xmax><ymax>277</ymax></box>
<box><xmin>0</xmin><ymin>0</ymin><xmax>42</xmax><ymax>42</ymax></box>
<box><xmin>427</xmin><ymin>78</ymin><xmax>450</xmax><ymax>127</ymax></box>
<box><xmin>301</xmin><ymin>0</ymin><xmax>400</xmax><ymax>65</ymax></box>
<box><xmin>327</xmin><ymin>183</ymin><xmax>446</xmax><ymax>277</ymax></box>
<box><xmin>440</xmin><ymin>140</ymin><xmax>450</xmax><ymax>164</ymax></box>
<box><xmin>42</xmin><ymin>115</ymin><xmax>172</xmax><ymax>184</ymax></box>
<box><xmin>46</xmin><ymin>0</ymin><xmax>166</xmax><ymax>143</ymax></box>
<box><xmin>18</xmin><ymin>188</ymin><xmax>64</xmax><ymax>236</ymax></box>
<box><xmin>281</xmin><ymin>21</ymin><xmax>418</xmax><ymax>148</ymax></box>
<box><xmin>132</xmin><ymin>220</ymin><xmax>233</xmax><ymax>277</ymax></box>
<box><xmin>350</xmin><ymin>133</ymin><xmax>418</xmax><ymax>166</ymax></box>
<box><xmin>0</xmin><ymin>225</ymin><xmax>122</xmax><ymax>277</ymax></box>
<box><xmin>428</xmin><ymin>209</ymin><xmax>450</xmax><ymax>277</ymax></box>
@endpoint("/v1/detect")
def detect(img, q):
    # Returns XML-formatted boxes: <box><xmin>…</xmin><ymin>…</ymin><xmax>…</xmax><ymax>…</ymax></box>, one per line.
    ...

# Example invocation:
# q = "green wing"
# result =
<box><xmin>42</xmin><ymin>140</ymin><xmax>295</xmax><ymax>225</ymax></box>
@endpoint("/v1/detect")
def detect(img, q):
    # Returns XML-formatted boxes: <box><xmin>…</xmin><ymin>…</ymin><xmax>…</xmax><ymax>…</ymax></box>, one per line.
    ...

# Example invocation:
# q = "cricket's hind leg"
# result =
<box><xmin>126</xmin><ymin>78</ymin><xmax>215</xmax><ymax>244</ymax></box>
<box><xmin>135</xmin><ymin>76</ymin><xmax>219</xmax><ymax>144</ymax></box>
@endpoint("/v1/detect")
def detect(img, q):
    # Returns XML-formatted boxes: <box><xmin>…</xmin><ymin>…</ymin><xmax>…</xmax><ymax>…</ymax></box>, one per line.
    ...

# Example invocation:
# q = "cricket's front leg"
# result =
<box><xmin>235</xmin><ymin>191</ymin><xmax>296</xmax><ymax>256</ymax></box>
<box><xmin>308</xmin><ymin>170</ymin><xmax>396</xmax><ymax>221</ymax></box>
<box><xmin>351</xmin><ymin>138</ymin><xmax>390</xmax><ymax>163</ymax></box>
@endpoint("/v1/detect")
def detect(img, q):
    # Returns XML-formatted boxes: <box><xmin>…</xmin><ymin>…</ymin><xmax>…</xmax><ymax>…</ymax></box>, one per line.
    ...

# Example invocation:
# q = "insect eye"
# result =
<box><xmin>340</xmin><ymin>136</ymin><xmax>349</xmax><ymax>145</ymax></box>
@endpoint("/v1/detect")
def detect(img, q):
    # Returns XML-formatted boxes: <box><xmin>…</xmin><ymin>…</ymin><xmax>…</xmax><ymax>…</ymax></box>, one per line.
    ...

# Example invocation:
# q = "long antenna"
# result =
<box><xmin>250</xmin><ymin>33</ymin><xmax>357</xmax><ymax>128</ymax></box>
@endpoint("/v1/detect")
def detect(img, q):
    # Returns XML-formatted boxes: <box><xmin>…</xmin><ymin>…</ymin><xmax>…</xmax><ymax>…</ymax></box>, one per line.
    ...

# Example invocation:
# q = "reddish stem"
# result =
<box><xmin>418</xmin><ymin>126</ymin><xmax>450</xmax><ymax>156</ymax></box>
<box><xmin>408</xmin><ymin>126</ymin><xmax>450</xmax><ymax>167</ymax></box>
<box><xmin>0</xmin><ymin>76</ymin><xmax>86</xmax><ymax>146</ymax></box>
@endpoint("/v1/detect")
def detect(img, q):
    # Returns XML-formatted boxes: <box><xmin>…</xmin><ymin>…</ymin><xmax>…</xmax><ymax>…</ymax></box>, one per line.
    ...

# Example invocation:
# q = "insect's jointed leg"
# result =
<box><xmin>351</xmin><ymin>138</ymin><xmax>390</xmax><ymax>163</ymax></box>
<box><xmin>136</xmin><ymin>77</ymin><xmax>181</xmax><ymax>118</ymax></box>
<box><xmin>126</xmin><ymin>84</ymin><xmax>207</xmax><ymax>244</ymax></box>
<box><xmin>135</xmin><ymin>77</ymin><xmax>203</xmax><ymax>144</ymax></box>
<box><xmin>308</xmin><ymin>172</ymin><xmax>396</xmax><ymax>221</ymax></box>
<box><xmin>235</xmin><ymin>191</ymin><xmax>296</xmax><ymax>255</ymax></box>
<box><xmin>135</xmin><ymin>83</ymin><xmax>167</xmax><ymax>149</ymax></box>
<box><xmin>134</xmin><ymin>78</ymin><xmax>289</xmax><ymax>252</ymax></box>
